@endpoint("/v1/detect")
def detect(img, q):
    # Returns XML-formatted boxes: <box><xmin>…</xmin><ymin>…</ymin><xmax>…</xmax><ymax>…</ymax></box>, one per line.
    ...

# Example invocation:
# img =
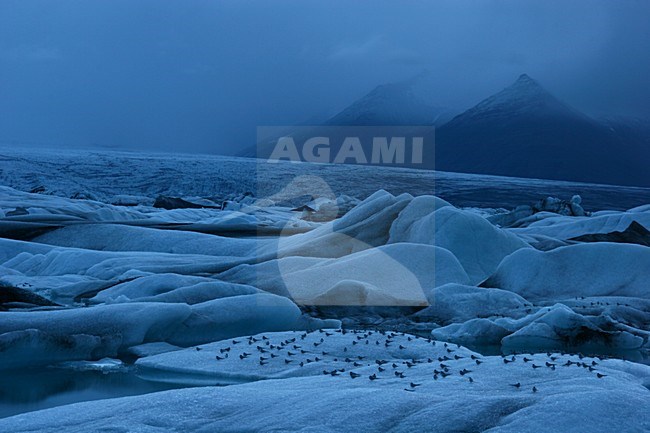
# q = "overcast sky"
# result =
<box><xmin>1</xmin><ymin>0</ymin><xmax>649</xmax><ymax>154</ymax></box>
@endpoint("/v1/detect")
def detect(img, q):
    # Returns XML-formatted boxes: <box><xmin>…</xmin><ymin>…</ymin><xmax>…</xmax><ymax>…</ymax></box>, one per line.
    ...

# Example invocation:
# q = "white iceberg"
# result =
<box><xmin>483</xmin><ymin>242</ymin><xmax>650</xmax><ymax>300</ymax></box>
<box><xmin>1</xmin><ymin>330</ymin><xmax>648</xmax><ymax>432</ymax></box>
<box><xmin>390</xmin><ymin>203</ymin><xmax>530</xmax><ymax>283</ymax></box>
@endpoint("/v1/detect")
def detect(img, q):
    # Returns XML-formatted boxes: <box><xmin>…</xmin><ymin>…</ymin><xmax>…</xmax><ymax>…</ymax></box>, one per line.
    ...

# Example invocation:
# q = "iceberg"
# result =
<box><xmin>2</xmin><ymin>330</ymin><xmax>648</xmax><ymax>433</ymax></box>
<box><xmin>482</xmin><ymin>242</ymin><xmax>650</xmax><ymax>300</ymax></box>
<box><xmin>390</xmin><ymin>203</ymin><xmax>530</xmax><ymax>283</ymax></box>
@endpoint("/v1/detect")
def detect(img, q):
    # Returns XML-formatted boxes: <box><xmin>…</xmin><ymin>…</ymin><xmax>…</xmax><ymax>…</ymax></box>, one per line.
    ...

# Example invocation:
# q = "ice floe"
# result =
<box><xmin>88</xmin><ymin>273</ymin><xmax>259</xmax><ymax>304</ymax></box>
<box><xmin>2</xmin><ymin>181</ymin><xmax>650</xmax><ymax>409</ymax></box>
<box><xmin>482</xmin><ymin>242</ymin><xmax>650</xmax><ymax>299</ymax></box>
<box><xmin>220</xmin><ymin>243</ymin><xmax>469</xmax><ymax>305</ymax></box>
<box><xmin>2</xmin><ymin>330</ymin><xmax>648</xmax><ymax>432</ymax></box>
<box><xmin>390</xmin><ymin>203</ymin><xmax>530</xmax><ymax>283</ymax></box>
<box><xmin>0</xmin><ymin>303</ymin><xmax>191</xmax><ymax>369</ymax></box>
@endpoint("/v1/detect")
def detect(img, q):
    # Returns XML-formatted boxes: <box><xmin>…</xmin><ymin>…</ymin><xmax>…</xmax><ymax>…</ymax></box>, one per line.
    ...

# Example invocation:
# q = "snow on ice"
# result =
<box><xmin>2</xmin><ymin>167</ymin><xmax>650</xmax><ymax>430</ymax></box>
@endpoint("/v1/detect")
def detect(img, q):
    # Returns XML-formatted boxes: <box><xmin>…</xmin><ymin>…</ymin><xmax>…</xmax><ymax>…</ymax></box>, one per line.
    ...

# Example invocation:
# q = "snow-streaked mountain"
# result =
<box><xmin>324</xmin><ymin>76</ymin><xmax>451</xmax><ymax>127</ymax></box>
<box><xmin>445</xmin><ymin>74</ymin><xmax>586</xmax><ymax>121</ymax></box>
<box><xmin>240</xmin><ymin>74</ymin><xmax>452</xmax><ymax>159</ymax></box>
<box><xmin>433</xmin><ymin>74</ymin><xmax>650</xmax><ymax>187</ymax></box>
<box><xmin>241</xmin><ymin>73</ymin><xmax>649</xmax><ymax>187</ymax></box>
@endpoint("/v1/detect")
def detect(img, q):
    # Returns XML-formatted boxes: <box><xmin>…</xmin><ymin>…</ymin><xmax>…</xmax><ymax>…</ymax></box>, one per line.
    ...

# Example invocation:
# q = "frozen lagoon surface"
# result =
<box><xmin>1</xmin><ymin>147</ymin><xmax>650</xmax><ymax>431</ymax></box>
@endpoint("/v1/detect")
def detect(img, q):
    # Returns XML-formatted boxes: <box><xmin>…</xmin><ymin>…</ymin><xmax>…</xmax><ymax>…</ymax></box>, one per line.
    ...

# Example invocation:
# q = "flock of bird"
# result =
<box><xmin>200</xmin><ymin>328</ymin><xmax>610</xmax><ymax>393</ymax></box>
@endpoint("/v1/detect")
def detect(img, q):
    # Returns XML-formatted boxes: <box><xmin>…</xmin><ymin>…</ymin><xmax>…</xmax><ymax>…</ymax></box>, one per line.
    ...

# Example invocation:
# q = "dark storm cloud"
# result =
<box><xmin>0</xmin><ymin>0</ymin><xmax>648</xmax><ymax>153</ymax></box>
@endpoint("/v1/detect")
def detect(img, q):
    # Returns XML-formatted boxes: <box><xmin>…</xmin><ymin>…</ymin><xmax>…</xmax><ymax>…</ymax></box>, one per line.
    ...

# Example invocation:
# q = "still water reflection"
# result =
<box><xmin>0</xmin><ymin>367</ymin><xmax>189</xmax><ymax>419</ymax></box>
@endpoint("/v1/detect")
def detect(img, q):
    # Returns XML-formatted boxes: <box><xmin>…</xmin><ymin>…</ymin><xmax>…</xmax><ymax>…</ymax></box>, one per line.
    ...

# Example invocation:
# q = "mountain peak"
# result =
<box><xmin>453</xmin><ymin>74</ymin><xmax>582</xmax><ymax>121</ymax></box>
<box><xmin>325</xmin><ymin>74</ymin><xmax>449</xmax><ymax>126</ymax></box>
<box><xmin>516</xmin><ymin>73</ymin><xmax>534</xmax><ymax>82</ymax></box>
<box><xmin>507</xmin><ymin>73</ymin><xmax>546</xmax><ymax>94</ymax></box>
<box><xmin>502</xmin><ymin>73</ymin><xmax>548</xmax><ymax>95</ymax></box>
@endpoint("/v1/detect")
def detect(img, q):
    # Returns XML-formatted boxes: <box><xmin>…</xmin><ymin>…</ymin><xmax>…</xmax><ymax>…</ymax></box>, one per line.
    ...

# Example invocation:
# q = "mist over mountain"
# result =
<box><xmin>324</xmin><ymin>73</ymin><xmax>454</xmax><ymax>127</ymax></box>
<box><xmin>241</xmin><ymin>75</ymin><xmax>447</xmax><ymax>159</ymax></box>
<box><xmin>433</xmin><ymin>74</ymin><xmax>650</xmax><ymax>186</ymax></box>
<box><xmin>246</xmin><ymin>72</ymin><xmax>649</xmax><ymax>187</ymax></box>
